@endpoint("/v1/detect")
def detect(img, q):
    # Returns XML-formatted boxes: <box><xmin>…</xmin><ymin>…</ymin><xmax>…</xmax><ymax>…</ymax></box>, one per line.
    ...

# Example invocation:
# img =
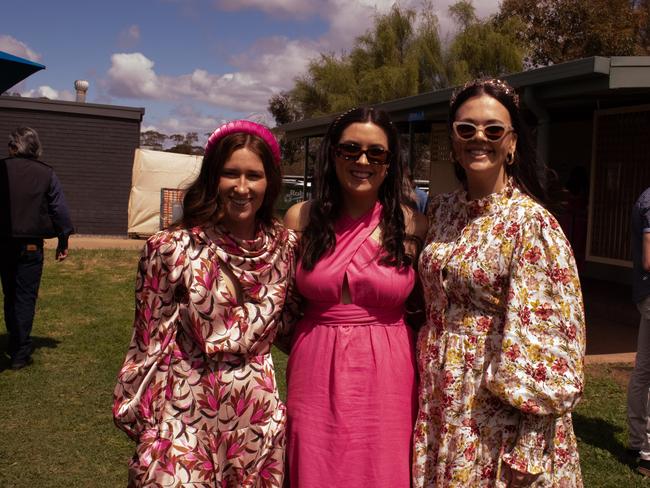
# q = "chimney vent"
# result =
<box><xmin>74</xmin><ymin>80</ymin><xmax>89</xmax><ymax>103</ymax></box>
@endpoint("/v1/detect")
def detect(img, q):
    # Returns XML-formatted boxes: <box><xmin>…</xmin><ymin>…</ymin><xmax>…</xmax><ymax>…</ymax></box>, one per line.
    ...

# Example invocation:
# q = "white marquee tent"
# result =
<box><xmin>127</xmin><ymin>148</ymin><xmax>202</xmax><ymax>236</ymax></box>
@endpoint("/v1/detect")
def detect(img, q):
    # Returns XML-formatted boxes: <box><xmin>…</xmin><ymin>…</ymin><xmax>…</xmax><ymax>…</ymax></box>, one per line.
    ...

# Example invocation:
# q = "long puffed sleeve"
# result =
<box><xmin>274</xmin><ymin>236</ymin><xmax>302</xmax><ymax>354</ymax></box>
<box><xmin>484</xmin><ymin>209</ymin><xmax>586</xmax><ymax>475</ymax></box>
<box><xmin>47</xmin><ymin>171</ymin><xmax>74</xmax><ymax>250</ymax></box>
<box><xmin>113</xmin><ymin>232</ymin><xmax>187</xmax><ymax>440</ymax></box>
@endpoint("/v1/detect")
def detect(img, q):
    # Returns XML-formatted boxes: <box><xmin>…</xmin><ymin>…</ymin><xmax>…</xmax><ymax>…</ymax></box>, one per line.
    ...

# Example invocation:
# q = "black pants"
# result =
<box><xmin>0</xmin><ymin>239</ymin><xmax>44</xmax><ymax>362</ymax></box>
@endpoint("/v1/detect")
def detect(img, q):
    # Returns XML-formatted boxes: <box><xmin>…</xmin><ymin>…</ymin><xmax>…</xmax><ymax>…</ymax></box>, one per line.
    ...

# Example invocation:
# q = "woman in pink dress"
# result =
<box><xmin>283</xmin><ymin>107</ymin><xmax>427</xmax><ymax>487</ymax></box>
<box><xmin>113</xmin><ymin>121</ymin><xmax>297</xmax><ymax>487</ymax></box>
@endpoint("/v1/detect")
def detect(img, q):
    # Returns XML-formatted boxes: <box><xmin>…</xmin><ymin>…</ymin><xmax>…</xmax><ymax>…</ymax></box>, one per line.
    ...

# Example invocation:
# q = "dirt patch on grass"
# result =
<box><xmin>586</xmin><ymin>363</ymin><xmax>634</xmax><ymax>390</ymax></box>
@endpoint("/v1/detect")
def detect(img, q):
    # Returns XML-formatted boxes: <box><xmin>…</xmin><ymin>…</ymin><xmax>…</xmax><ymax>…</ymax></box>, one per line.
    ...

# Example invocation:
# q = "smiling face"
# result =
<box><xmin>452</xmin><ymin>94</ymin><xmax>517</xmax><ymax>195</ymax></box>
<box><xmin>334</xmin><ymin>122</ymin><xmax>389</xmax><ymax>201</ymax></box>
<box><xmin>218</xmin><ymin>147</ymin><xmax>267</xmax><ymax>239</ymax></box>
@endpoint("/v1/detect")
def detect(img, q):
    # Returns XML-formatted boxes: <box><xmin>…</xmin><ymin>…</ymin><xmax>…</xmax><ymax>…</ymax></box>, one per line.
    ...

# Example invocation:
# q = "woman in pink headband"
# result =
<box><xmin>113</xmin><ymin>120</ymin><xmax>297</xmax><ymax>487</ymax></box>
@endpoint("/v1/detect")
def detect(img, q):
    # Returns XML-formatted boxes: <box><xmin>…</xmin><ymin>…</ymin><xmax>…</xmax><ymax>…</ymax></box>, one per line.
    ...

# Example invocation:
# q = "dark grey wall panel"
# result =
<box><xmin>0</xmin><ymin>98</ymin><xmax>143</xmax><ymax>235</ymax></box>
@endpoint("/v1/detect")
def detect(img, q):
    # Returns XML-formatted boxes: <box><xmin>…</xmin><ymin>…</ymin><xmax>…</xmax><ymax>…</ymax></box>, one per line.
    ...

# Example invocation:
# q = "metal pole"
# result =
<box><xmin>408</xmin><ymin>122</ymin><xmax>415</xmax><ymax>173</ymax></box>
<box><xmin>303</xmin><ymin>136</ymin><xmax>309</xmax><ymax>200</ymax></box>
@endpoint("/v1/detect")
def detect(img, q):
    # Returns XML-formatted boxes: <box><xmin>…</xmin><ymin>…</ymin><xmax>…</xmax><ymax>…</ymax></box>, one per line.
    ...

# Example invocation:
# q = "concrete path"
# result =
<box><xmin>585</xmin><ymin>352</ymin><xmax>635</xmax><ymax>364</ymax></box>
<box><xmin>44</xmin><ymin>235</ymin><xmax>146</xmax><ymax>250</ymax></box>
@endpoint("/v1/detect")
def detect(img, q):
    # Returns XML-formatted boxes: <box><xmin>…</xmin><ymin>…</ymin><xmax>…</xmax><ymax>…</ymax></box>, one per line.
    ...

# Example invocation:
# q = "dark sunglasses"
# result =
<box><xmin>452</xmin><ymin>121</ymin><xmax>513</xmax><ymax>142</ymax></box>
<box><xmin>334</xmin><ymin>143</ymin><xmax>391</xmax><ymax>165</ymax></box>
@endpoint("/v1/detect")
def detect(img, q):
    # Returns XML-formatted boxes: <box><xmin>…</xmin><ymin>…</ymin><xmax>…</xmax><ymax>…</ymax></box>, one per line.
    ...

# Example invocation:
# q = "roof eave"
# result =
<box><xmin>278</xmin><ymin>56</ymin><xmax>650</xmax><ymax>139</ymax></box>
<box><xmin>0</xmin><ymin>95</ymin><xmax>145</xmax><ymax>121</ymax></box>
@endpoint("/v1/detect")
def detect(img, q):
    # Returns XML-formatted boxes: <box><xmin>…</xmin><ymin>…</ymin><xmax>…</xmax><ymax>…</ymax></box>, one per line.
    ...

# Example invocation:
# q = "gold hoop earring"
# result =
<box><xmin>506</xmin><ymin>152</ymin><xmax>515</xmax><ymax>165</ymax></box>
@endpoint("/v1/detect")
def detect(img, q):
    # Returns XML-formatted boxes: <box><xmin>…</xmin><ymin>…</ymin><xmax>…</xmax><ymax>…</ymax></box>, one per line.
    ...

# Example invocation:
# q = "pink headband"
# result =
<box><xmin>204</xmin><ymin>120</ymin><xmax>281</xmax><ymax>166</ymax></box>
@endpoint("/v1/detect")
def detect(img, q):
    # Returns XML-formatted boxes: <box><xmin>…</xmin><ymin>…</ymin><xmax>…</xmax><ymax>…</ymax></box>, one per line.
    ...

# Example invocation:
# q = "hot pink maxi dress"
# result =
<box><xmin>286</xmin><ymin>202</ymin><xmax>417</xmax><ymax>487</ymax></box>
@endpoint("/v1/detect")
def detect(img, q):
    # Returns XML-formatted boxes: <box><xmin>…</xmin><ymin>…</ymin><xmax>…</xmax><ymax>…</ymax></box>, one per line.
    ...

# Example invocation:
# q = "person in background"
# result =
<box><xmin>405</xmin><ymin>165</ymin><xmax>429</xmax><ymax>214</ymax></box>
<box><xmin>414</xmin><ymin>79</ymin><xmax>585</xmax><ymax>487</ymax></box>
<box><xmin>414</xmin><ymin>185</ymin><xmax>429</xmax><ymax>214</ymax></box>
<box><xmin>557</xmin><ymin>166</ymin><xmax>589</xmax><ymax>272</ymax></box>
<box><xmin>113</xmin><ymin>120</ymin><xmax>297</xmax><ymax>487</ymax></box>
<box><xmin>627</xmin><ymin>186</ymin><xmax>650</xmax><ymax>476</ymax></box>
<box><xmin>0</xmin><ymin>127</ymin><xmax>73</xmax><ymax>370</ymax></box>
<box><xmin>283</xmin><ymin>106</ymin><xmax>427</xmax><ymax>487</ymax></box>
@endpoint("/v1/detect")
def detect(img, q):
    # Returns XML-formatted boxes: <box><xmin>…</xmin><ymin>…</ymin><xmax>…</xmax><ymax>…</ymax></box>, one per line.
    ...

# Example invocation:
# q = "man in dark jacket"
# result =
<box><xmin>0</xmin><ymin>127</ymin><xmax>74</xmax><ymax>370</ymax></box>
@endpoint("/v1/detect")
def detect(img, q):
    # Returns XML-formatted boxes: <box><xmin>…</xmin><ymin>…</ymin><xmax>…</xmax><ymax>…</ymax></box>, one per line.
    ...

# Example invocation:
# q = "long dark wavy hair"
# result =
<box><xmin>449</xmin><ymin>78</ymin><xmax>549</xmax><ymax>204</ymax></box>
<box><xmin>300</xmin><ymin>107</ymin><xmax>412</xmax><ymax>270</ymax></box>
<box><xmin>178</xmin><ymin>133</ymin><xmax>282</xmax><ymax>229</ymax></box>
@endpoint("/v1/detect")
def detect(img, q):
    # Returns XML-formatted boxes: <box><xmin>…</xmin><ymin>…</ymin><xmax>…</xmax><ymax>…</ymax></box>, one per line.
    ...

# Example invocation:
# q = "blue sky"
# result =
<box><xmin>1</xmin><ymin>0</ymin><xmax>499</xmax><ymax>141</ymax></box>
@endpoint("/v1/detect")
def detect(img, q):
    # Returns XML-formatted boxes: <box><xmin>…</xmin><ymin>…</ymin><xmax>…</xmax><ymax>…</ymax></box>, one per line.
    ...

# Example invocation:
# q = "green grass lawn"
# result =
<box><xmin>0</xmin><ymin>250</ymin><xmax>646</xmax><ymax>487</ymax></box>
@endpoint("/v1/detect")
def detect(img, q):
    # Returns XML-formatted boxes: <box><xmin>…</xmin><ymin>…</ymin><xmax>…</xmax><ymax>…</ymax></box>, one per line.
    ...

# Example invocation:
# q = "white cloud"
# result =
<box><xmin>216</xmin><ymin>0</ymin><xmax>327</xmax><ymax>17</ymax></box>
<box><xmin>324</xmin><ymin>0</ymin><xmax>410</xmax><ymax>50</ymax></box>
<box><xmin>229</xmin><ymin>37</ymin><xmax>320</xmax><ymax>87</ymax></box>
<box><xmin>106</xmin><ymin>40</ymin><xmax>318</xmax><ymax>112</ymax></box>
<box><xmin>118</xmin><ymin>24</ymin><xmax>141</xmax><ymax>49</ymax></box>
<box><xmin>106</xmin><ymin>1</ymin><xmax>502</xmax><ymax>126</ymax></box>
<box><xmin>107</xmin><ymin>53</ymin><xmax>161</xmax><ymax>98</ymax></box>
<box><xmin>436</xmin><ymin>0</ymin><xmax>502</xmax><ymax>39</ymax></box>
<box><xmin>214</xmin><ymin>0</ymin><xmax>500</xmax><ymax>49</ymax></box>
<box><xmin>20</xmin><ymin>85</ymin><xmax>75</xmax><ymax>101</ymax></box>
<box><xmin>323</xmin><ymin>0</ymin><xmax>502</xmax><ymax>50</ymax></box>
<box><xmin>169</xmin><ymin>69</ymin><xmax>270</xmax><ymax>111</ymax></box>
<box><xmin>169</xmin><ymin>104</ymin><xmax>222</xmax><ymax>134</ymax></box>
<box><xmin>214</xmin><ymin>0</ymin><xmax>418</xmax><ymax>51</ymax></box>
<box><xmin>214</xmin><ymin>0</ymin><xmax>409</xmax><ymax>20</ymax></box>
<box><xmin>147</xmin><ymin>105</ymin><xmax>225</xmax><ymax>146</ymax></box>
<box><xmin>0</xmin><ymin>35</ymin><xmax>41</xmax><ymax>61</ymax></box>
<box><xmin>141</xmin><ymin>102</ymin><xmax>274</xmax><ymax>144</ymax></box>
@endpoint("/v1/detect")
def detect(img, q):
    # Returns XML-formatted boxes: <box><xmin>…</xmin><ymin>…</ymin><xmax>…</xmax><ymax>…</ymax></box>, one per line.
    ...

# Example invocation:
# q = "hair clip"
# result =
<box><xmin>331</xmin><ymin>107</ymin><xmax>359</xmax><ymax>132</ymax></box>
<box><xmin>450</xmin><ymin>78</ymin><xmax>520</xmax><ymax>108</ymax></box>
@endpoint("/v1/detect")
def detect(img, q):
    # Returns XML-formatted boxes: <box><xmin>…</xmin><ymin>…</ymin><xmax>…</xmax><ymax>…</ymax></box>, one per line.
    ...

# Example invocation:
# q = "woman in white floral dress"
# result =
<box><xmin>414</xmin><ymin>79</ymin><xmax>585</xmax><ymax>487</ymax></box>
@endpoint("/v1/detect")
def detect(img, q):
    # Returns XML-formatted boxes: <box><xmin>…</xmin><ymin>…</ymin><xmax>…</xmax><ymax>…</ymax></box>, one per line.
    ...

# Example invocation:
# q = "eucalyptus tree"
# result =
<box><xmin>287</xmin><ymin>4</ymin><xmax>445</xmax><ymax>117</ymax></box>
<box><xmin>446</xmin><ymin>1</ymin><xmax>525</xmax><ymax>84</ymax></box>
<box><xmin>498</xmin><ymin>0</ymin><xmax>650</xmax><ymax>66</ymax></box>
<box><xmin>271</xmin><ymin>1</ymin><xmax>527</xmax><ymax>120</ymax></box>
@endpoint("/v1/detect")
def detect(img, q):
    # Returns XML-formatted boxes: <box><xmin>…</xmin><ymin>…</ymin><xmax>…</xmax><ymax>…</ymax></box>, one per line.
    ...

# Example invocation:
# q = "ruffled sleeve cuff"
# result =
<box><xmin>501</xmin><ymin>414</ymin><xmax>551</xmax><ymax>475</ymax></box>
<box><xmin>502</xmin><ymin>443</ymin><xmax>548</xmax><ymax>476</ymax></box>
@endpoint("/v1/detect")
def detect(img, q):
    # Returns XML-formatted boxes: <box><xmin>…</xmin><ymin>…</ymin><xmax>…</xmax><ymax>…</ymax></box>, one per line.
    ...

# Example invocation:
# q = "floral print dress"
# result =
<box><xmin>113</xmin><ymin>221</ymin><xmax>297</xmax><ymax>488</ymax></box>
<box><xmin>414</xmin><ymin>184</ymin><xmax>585</xmax><ymax>487</ymax></box>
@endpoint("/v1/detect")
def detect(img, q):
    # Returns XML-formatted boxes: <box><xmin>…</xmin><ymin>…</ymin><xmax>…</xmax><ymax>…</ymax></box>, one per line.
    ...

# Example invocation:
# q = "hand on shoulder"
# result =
<box><xmin>284</xmin><ymin>201</ymin><xmax>312</xmax><ymax>232</ymax></box>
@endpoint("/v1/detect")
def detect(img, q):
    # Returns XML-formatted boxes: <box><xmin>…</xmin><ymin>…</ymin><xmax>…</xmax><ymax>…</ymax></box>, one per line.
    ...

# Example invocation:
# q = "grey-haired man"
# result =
<box><xmin>0</xmin><ymin>127</ymin><xmax>73</xmax><ymax>370</ymax></box>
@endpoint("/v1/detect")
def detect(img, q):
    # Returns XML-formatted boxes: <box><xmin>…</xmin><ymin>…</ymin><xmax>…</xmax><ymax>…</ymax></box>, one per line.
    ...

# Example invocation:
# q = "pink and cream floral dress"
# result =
<box><xmin>113</xmin><ymin>221</ymin><xmax>297</xmax><ymax>488</ymax></box>
<box><xmin>414</xmin><ymin>183</ymin><xmax>585</xmax><ymax>487</ymax></box>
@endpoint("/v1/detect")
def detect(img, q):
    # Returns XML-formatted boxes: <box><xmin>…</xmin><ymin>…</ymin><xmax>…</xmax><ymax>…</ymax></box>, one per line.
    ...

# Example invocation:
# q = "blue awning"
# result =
<box><xmin>0</xmin><ymin>50</ymin><xmax>46</xmax><ymax>93</ymax></box>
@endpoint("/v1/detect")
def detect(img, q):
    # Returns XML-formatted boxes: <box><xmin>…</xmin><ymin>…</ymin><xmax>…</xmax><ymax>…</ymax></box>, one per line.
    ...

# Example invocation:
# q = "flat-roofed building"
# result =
<box><xmin>278</xmin><ymin>56</ymin><xmax>650</xmax><ymax>284</ymax></box>
<box><xmin>0</xmin><ymin>95</ymin><xmax>144</xmax><ymax>235</ymax></box>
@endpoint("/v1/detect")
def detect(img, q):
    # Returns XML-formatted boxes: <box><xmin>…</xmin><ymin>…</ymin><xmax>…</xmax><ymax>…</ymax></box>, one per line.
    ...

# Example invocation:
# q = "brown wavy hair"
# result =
<box><xmin>178</xmin><ymin>133</ymin><xmax>282</xmax><ymax>229</ymax></box>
